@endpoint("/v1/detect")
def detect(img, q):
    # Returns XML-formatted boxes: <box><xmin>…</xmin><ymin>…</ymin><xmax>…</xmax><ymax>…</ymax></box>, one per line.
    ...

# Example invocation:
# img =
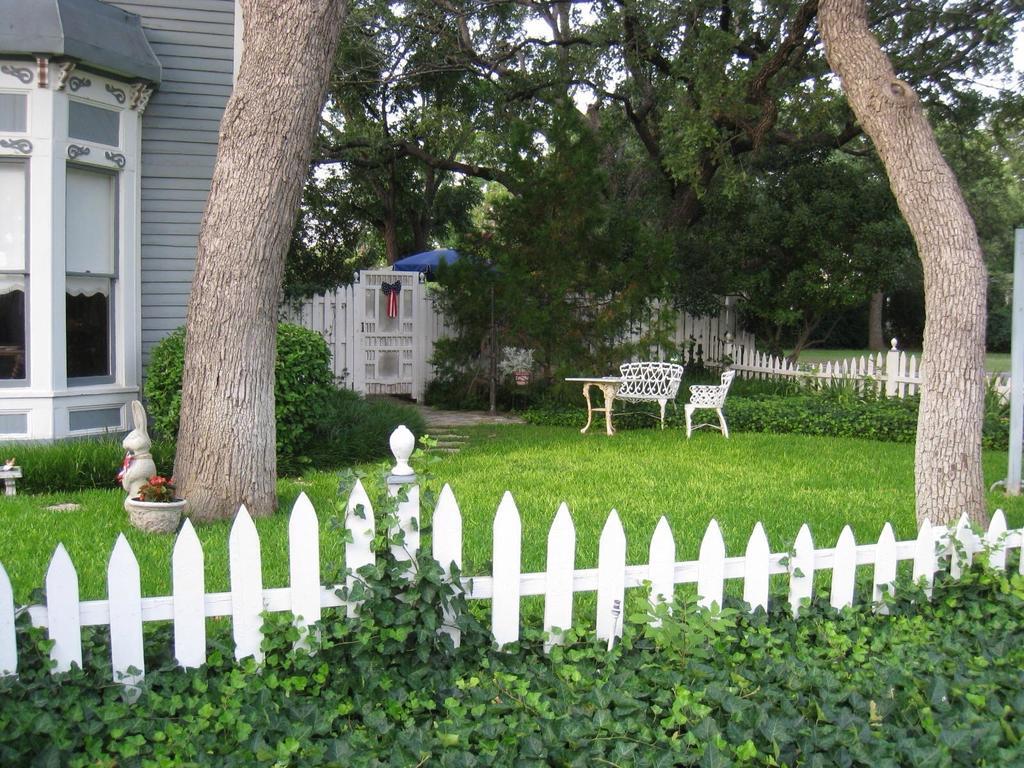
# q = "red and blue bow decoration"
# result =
<box><xmin>116</xmin><ymin>452</ymin><xmax>134</xmax><ymax>483</ymax></box>
<box><xmin>382</xmin><ymin>280</ymin><xmax>402</xmax><ymax>319</ymax></box>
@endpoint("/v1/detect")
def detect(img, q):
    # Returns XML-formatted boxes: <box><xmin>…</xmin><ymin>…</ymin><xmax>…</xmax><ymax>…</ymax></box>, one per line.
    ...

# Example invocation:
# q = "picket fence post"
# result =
<box><xmin>950</xmin><ymin>514</ymin><xmax>974</xmax><ymax>580</ymax></box>
<box><xmin>108</xmin><ymin>535</ymin><xmax>144</xmax><ymax>688</ymax></box>
<box><xmin>872</xmin><ymin>523</ymin><xmax>897</xmax><ymax>612</ymax></box>
<box><xmin>492</xmin><ymin>492</ymin><xmax>522</xmax><ymax>647</ymax></box>
<box><xmin>986</xmin><ymin>510</ymin><xmax>1008</xmax><ymax>571</ymax></box>
<box><xmin>647</xmin><ymin>517</ymin><xmax>675</xmax><ymax>624</ymax></box>
<box><xmin>173</xmin><ymin>519</ymin><xmax>206</xmax><ymax>668</ymax></box>
<box><xmin>595</xmin><ymin>510</ymin><xmax>626</xmax><ymax>646</ymax></box>
<box><xmin>0</xmin><ymin>563</ymin><xmax>16</xmax><ymax>676</ymax></box>
<box><xmin>911</xmin><ymin>519</ymin><xmax>938</xmax><ymax>598</ymax></box>
<box><xmin>46</xmin><ymin>544</ymin><xmax>82</xmax><ymax>673</ymax></box>
<box><xmin>743</xmin><ymin>522</ymin><xmax>770</xmax><ymax>612</ymax></box>
<box><xmin>885</xmin><ymin>338</ymin><xmax>900</xmax><ymax>397</ymax></box>
<box><xmin>830</xmin><ymin>526</ymin><xmax>857</xmax><ymax>609</ymax></box>
<box><xmin>229</xmin><ymin>505</ymin><xmax>264</xmax><ymax>662</ymax></box>
<box><xmin>697</xmin><ymin>519</ymin><xmax>726</xmax><ymax>610</ymax></box>
<box><xmin>289</xmin><ymin>493</ymin><xmax>321</xmax><ymax>648</ymax></box>
<box><xmin>386</xmin><ymin>426</ymin><xmax>420</xmax><ymax>564</ymax></box>
<box><xmin>544</xmin><ymin>503</ymin><xmax>575</xmax><ymax>649</ymax></box>
<box><xmin>432</xmin><ymin>484</ymin><xmax>463</xmax><ymax>648</ymax></box>
<box><xmin>345</xmin><ymin>479</ymin><xmax>375</xmax><ymax>614</ymax></box>
<box><xmin>789</xmin><ymin>524</ymin><xmax>814</xmax><ymax>616</ymax></box>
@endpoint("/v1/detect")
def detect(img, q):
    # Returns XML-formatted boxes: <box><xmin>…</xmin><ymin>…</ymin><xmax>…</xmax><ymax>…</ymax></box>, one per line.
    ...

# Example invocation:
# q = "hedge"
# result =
<box><xmin>523</xmin><ymin>391</ymin><xmax>1010</xmax><ymax>450</ymax></box>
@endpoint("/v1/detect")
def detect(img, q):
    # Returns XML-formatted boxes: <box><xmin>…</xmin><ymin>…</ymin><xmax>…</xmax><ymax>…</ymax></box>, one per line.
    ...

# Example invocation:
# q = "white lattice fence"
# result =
<box><xmin>1</xmin><ymin>429</ymin><xmax>1021</xmax><ymax>684</ymax></box>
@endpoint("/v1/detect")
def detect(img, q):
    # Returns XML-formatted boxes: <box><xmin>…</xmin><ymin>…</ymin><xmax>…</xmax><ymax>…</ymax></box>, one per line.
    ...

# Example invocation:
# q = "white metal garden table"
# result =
<box><xmin>565</xmin><ymin>376</ymin><xmax>623</xmax><ymax>436</ymax></box>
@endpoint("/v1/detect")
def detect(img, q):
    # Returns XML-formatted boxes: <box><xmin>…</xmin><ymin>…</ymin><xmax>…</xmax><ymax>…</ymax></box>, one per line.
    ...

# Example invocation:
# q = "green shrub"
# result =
<box><xmin>144</xmin><ymin>323</ymin><xmax>335</xmax><ymax>462</ymax></box>
<box><xmin>143</xmin><ymin>326</ymin><xmax>186</xmax><ymax>440</ymax></box>
<box><xmin>523</xmin><ymin>385</ymin><xmax>1010</xmax><ymax>449</ymax></box>
<box><xmin>5</xmin><ymin>438</ymin><xmax>175</xmax><ymax>494</ymax></box>
<box><xmin>302</xmin><ymin>388</ymin><xmax>427</xmax><ymax>469</ymax></box>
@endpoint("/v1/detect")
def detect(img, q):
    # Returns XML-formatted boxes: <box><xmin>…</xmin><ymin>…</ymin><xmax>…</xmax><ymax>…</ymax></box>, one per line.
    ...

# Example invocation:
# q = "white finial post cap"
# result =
<box><xmin>890</xmin><ymin>338</ymin><xmax>899</xmax><ymax>351</ymax></box>
<box><xmin>389</xmin><ymin>425</ymin><xmax>415</xmax><ymax>477</ymax></box>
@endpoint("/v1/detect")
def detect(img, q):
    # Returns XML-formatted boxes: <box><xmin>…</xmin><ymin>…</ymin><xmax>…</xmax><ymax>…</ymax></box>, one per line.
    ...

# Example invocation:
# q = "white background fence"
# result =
<box><xmin>287</xmin><ymin>273</ymin><xmax>754</xmax><ymax>400</ymax></box>
<box><xmin>732</xmin><ymin>338</ymin><xmax>1011</xmax><ymax>399</ymax></box>
<box><xmin>1</xmin><ymin>428</ymin><xmax>1021</xmax><ymax>685</ymax></box>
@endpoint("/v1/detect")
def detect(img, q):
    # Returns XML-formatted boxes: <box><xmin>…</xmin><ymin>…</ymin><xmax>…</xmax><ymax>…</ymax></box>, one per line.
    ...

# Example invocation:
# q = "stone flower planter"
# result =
<box><xmin>125</xmin><ymin>497</ymin><xmax>187</xmax><ymax>534</ymax></box>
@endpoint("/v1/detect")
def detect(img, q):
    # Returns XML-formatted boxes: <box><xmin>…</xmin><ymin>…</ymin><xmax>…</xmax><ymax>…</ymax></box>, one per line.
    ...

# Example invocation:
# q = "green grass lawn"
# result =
<box><xmin>790</xmin><ymin>347</ymin><xmax>1011</xmax><ymax>373</ymax></box>
<box><xmin>2</xmin><ymin>425</ymin><xmax>1022</xmax><ymax>604</ymax></box>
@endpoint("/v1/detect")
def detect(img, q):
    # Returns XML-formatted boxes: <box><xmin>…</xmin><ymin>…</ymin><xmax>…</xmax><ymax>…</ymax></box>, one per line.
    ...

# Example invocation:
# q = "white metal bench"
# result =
<box><xmin>684</xmin><ymin>369</ymin><xmax>736</xmax><ymax>438</ymax></box>
<box><xmin>616</xmin><ymin>362</ymin><xmax>685</xmax><ymax>429</ymax></box>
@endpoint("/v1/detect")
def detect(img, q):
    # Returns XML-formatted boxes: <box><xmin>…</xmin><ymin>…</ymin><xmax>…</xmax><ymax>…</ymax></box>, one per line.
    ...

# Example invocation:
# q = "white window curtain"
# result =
<box><xmin>0</xmin><ymin>274</ymin><xmax>24</xmax><ymax>295</ymax></box>
<box><xmin>0</xmin><ymin>163</ymin><xmax>26</xmax><ymax>271</ymax></box>
<box><xmin>65</xmin><ymin>275</ymin><xmax>110</xmax><ymax>296</ymax></box>
<box><xmin>66</xmin><ymin>166</ymin><xmax>115</xmax><ymax>275</ymax></box>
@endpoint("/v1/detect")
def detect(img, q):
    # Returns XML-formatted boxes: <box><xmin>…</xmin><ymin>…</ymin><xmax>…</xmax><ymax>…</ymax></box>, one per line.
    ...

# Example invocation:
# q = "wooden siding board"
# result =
<box><xmin>157</xmin><ymin>80</ymin><xmax>233</xmax><ymax>97</ymax></box>
<box><xmin>148</xmin><ymin>43</ymin><xmax>233</xmax><ymax>62</ymax></box>
<box><xmin>118</xmin><ymin>0</ymin><xmax>234</xmax><ymax>17</ymax></box>
<box><xmin>142</xmin><ymin>199</ymin><xmax>209</xmax><ymax>213</ymax></box>
<box><xmin>144</xmin><ymin>104</ymin><xmax>227</xmax><ymax>121</ymax></box>
<box><xmin>152</xmin><ymin>55</ymin><xmax>233</xmax><ymax>74</ymax></box>
<box><xmin>107</xmin><ymin>0</ymin><xmax>234</xmax><ymax>359</ymax></box>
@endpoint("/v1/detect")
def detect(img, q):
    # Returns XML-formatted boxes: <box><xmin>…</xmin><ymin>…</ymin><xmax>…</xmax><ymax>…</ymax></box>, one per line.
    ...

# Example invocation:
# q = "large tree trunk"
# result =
<box><xmin>819</xmin><ymin>0</ymin><xmax>988</xmax><ymax>527</ymax></box>
<box><xmin>382</xmin><ymin>214</ymin><xmax>400</xmax><ymax>265</ymax></box>
<box><xmin>868</xmin><ymin>291</ymin><xmax>885</xmax><ymax>351</ymax></box>
<box><xmin>175</xmin><ymin>0</ymin><xmax>347</xmax><ymax>522</ymax></box>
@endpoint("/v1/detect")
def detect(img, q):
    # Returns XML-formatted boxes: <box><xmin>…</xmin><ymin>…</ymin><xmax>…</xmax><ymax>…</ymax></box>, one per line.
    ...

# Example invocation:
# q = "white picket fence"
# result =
<box><xmin>1</xmin><ymin>429</ymin><xmax>1021</xmax><ymax>684</ymax></box>
<box><xmin>732</xmin><ymin>339</ymin><xmax>1011</xmax><ymax>399</ymax></box>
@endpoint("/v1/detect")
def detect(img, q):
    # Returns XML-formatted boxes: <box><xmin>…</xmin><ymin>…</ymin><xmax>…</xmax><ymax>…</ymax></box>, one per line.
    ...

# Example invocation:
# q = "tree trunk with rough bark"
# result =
<box><xmin>868</xmin><ymin>291</ymin><xmax>885</xmax><ymax>351</ymax></box>
<box><xmin>819</xmin><ymin>0</ymin><xmax>988</xmax><ymax>527</ymax></box>
<box><xmin>175</xmin><ymin>0</ymin><xmax>347</xmax><ymax>522</ymax></box>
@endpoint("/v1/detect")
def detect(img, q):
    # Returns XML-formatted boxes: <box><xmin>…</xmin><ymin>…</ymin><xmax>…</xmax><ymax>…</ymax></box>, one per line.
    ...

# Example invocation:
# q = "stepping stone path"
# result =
<box><xmin>428</xmin><ymin>429</ymin><xmax>470</xmax><ymax>455</ymax></box>
<box><xmin>372</xmin><ymin>397</ymin><xmax>525</xmax><ymax>457</ymax></box>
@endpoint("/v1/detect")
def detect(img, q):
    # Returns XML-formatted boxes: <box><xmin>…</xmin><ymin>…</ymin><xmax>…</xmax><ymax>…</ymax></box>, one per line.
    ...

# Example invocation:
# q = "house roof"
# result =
<box><xmin>0</xmin><ymin>0</ymin><xmax>161</xmax><ymax>84</ymax></box>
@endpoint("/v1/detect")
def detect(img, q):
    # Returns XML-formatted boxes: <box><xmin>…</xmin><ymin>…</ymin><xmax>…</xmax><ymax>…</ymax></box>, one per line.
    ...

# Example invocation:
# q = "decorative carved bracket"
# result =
<box><xmin>129</xmin><ymin>84</ymin><xmax>153</xmax><ymax>114</ymax></box>
<box><xmin>55</xmin><ymin>61</ymin><xmax>77</xmax><ymax>91</ymax></box>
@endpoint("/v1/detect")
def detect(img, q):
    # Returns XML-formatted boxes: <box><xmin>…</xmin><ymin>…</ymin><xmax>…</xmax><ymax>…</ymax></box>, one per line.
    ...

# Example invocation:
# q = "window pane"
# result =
<box><xmin>0</xmin><ymin>275</ymin><xmax>25</xmax><ymax>380</ymax></box>
<box><xmin>0</xmin><ymin>162</ymin><xmax>25</xmax><ymax>271</ymax></box>
<box><xmin>68</xmin><ymin>101</ymin><xmax>119</xmax><ymax>146</ymax></box>
<box><xmin>66</xmin><ymin>166</ymin><xmax>115</xmax><ymax>274</ymax></box>
<box><xmin>66</xmin><ymin>276</ymin><xmax>110</xmax><ymax>378</ymax></box>
<box><xmin>0</xmin><ymin>93</ymin><xmax>27</xmax><ymax>133</ymax></box>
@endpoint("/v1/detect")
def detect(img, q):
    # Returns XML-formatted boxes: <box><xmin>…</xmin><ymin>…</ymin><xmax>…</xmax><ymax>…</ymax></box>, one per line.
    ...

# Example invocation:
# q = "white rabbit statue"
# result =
<box><xmin>120</xmin><ymin>400</ymin><xmax>158</xmax><ymax>500</ymax></box>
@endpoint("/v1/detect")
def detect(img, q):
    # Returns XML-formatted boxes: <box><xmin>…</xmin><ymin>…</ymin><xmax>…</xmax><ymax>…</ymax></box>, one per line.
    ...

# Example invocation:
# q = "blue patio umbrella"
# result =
<box><xmin>393</xmin><ymin>247</ymin><xmax>498</xmax><ymax>411</ymax></box>
<box><xmin>392</xmin><ymin>248</ymin><xmax>459</xmax><ymax>280</ymax></box>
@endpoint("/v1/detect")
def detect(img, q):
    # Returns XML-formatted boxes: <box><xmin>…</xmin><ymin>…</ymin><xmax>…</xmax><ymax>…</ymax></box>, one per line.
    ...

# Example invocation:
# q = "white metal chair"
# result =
<box><xmin>684</xmin><ymin>369</ymin><xmax>736</xmax><ymax>438</ymax></box>
<box><xmin>615</xmin><ymin>362</ymin><xmax>685</xmax><ymax>429</ymax></box>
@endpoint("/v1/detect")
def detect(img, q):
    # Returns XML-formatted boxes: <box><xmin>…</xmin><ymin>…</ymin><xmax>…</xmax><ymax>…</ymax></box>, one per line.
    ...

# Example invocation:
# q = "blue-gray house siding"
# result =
<box><xmin>109</xmin><ymin>0</ymin><xmax>235</xmax><ymax>364</ymax></box>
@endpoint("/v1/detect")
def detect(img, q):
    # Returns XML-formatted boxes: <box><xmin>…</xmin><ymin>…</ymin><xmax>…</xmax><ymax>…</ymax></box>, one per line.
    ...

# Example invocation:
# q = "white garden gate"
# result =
<box><xmin>283</xmin><ymin>269</ymin><xmax>453</xmax><ymax>400</ymax></box>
